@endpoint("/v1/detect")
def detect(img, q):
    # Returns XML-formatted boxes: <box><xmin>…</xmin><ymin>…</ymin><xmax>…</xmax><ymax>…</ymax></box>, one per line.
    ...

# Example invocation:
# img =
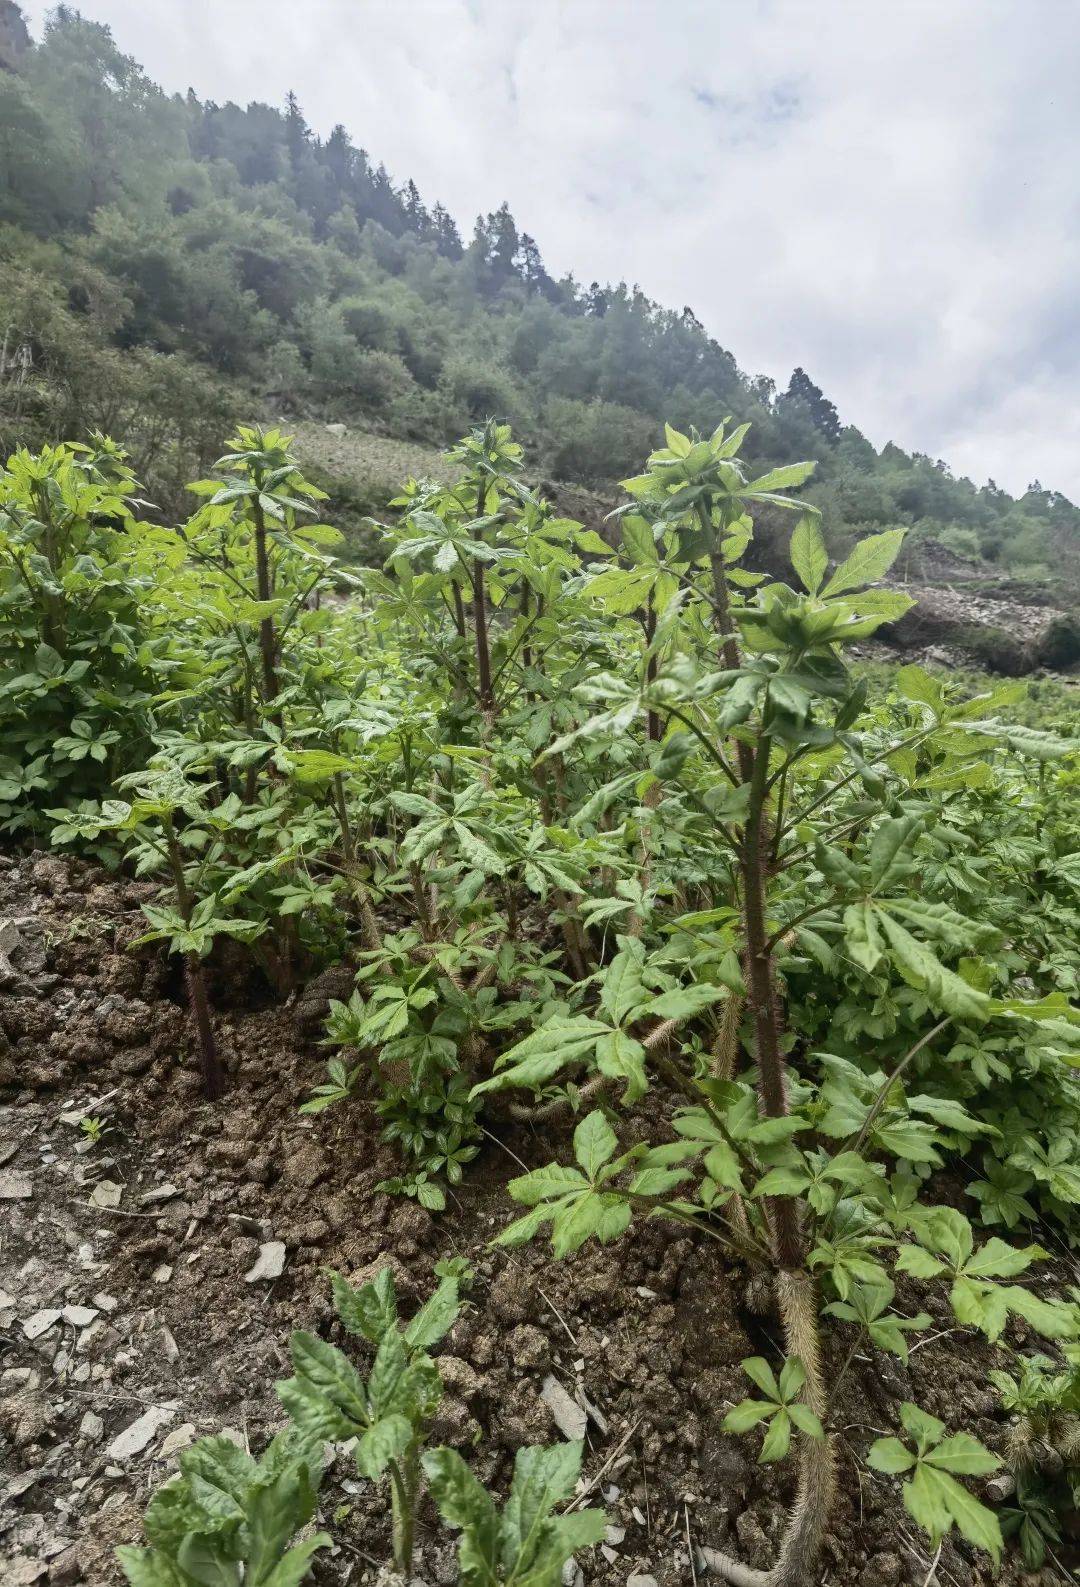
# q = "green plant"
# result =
<box><xmin>116</xmin><ymin>1430</ymin><xmax>329</xmax><ymax>1587</ymax></box>
<box><xmin>722</xmin><ymin>1356</ymin><xmax>825</xmax><ymax>1464</ymax></box>
<box><xmin>78</xmin><ymin>1114</ymin><xmax>107</xmax><ymax>1146</ymax></box>
<box><xmin>867</xmin><ymin>1403</ymin><xmax>1002</xmax><ymax>1562</ymax></box>
<box><xmin>276</xmin><ymin>1263</ymin><xmax>465</xmax><ymax>1574</ymax></box>
<box><xmin>423</xmin><ymin>1439</ymin><xmax>606</xmax><ymax>1586</ymax></box>
<box><xmin>480</xmin><ymin>420</ymin><xmax>1080</xmax><ymax>1584</ymax></box>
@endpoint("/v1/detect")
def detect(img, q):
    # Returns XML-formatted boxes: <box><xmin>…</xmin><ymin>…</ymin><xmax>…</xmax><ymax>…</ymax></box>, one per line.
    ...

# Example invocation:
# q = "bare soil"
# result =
<box><xmin>0</xmin><ymin>850</ymin><xmax>1072</xmax><ymax>1587</ymax></box>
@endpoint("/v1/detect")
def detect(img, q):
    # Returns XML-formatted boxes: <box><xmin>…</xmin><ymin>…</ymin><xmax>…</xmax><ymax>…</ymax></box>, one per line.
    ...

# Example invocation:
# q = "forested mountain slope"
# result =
<box><xmin>1</xmin><ymin>2</ymin><xmax>1078</xmax><ymax>651</ymax></box>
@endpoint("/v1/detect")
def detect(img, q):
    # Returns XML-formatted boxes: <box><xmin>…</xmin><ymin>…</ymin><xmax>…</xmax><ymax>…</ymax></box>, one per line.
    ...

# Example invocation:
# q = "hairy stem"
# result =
<box><xmin>704</xmin><ymin>1272</ymin><xmax>836</xmax><ymax>1587</ymax></box>
<box><xmin>250</xmin><ymin>491</ymin><xmax>280</xmax><ymax>715</ymax></box>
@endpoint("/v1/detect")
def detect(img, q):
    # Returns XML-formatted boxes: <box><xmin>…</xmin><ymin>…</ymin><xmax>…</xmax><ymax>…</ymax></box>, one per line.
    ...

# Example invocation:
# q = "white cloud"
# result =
<box><xmin>22</xmin><ymin>0</ymin><xmax>1080</xmax><ymax>497</ymax></box>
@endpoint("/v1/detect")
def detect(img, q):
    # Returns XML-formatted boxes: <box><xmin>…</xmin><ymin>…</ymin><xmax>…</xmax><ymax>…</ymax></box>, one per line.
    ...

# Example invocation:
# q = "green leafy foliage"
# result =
<box><xmin>867</xmin><ymin>1403</ymin><xmax>1002</xmax><ymax>1562</ymax></box>
<box><xmin>424</xmin><ymin>1440</ymin><xmax>606</xmax><ymax>1586</ymax></box>
<box><xmin>115</xmin><ymin>1430</ymin><xmax>329</xmax><ymax>1587</ymax></box>
<box><xmin>722</xmin><ymin>1356</ymin><xmax>825</xmax><ymax>1463</ymax></box>
<box><xmin>2</xmin><ymin>405</ymin><xmax>1077</xmax><ymax>1583</ymax></box>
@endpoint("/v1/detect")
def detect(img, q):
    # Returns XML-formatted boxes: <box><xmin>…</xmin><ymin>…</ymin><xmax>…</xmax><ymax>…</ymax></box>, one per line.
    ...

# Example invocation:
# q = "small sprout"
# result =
<box><xmin>78</xmin><ymin>1115</ymin><xmax>107</xmax><ymax>1147</ymax></box>
<box><xmin>723</xmin><ymin>1356</ymin><xmax>824</xmax><ymax>1463</ymax></box>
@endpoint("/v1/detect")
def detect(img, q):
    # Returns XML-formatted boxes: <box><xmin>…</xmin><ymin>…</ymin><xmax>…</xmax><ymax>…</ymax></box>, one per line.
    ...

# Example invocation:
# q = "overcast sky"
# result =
<box><xmin>23</xmin><ymin>0</ymin><xmax>1080</xmax><ymax>499</ymax></box>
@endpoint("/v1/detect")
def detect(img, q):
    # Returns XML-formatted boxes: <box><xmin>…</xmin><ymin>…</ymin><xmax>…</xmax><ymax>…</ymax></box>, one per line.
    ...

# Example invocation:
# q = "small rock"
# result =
<box><xmin>245</xmin><ymin>1240</ymin><xmax>286</xmax><ymax>1282</ymax></box>
<box><xmin>78</xmin><ymin>1411</ymin><xmax>104</xmax><ymax>1442</ymax></box>
<box><xmin>540</xmin><ymin>1374</ymin><xmax>587</xmax><ymax>1441</ymax></box>
<box><xmin>0</xmin><ymin>1169</ymin><xmax>32</xmax><ymax>1198</ymax></box>
<box><xmin>627</xmin><ymin>1575</ymin><xmax>659</xmax><ymax>1587</ymax></box>
<box><xmin>62</xmin><ymin>1305</ymin><xmax>98</xmax><ymax>1328</ymax></box>
<box><xmin>23</xmin><ymin>1309</ymin><xmax>62</xmax><ymax>1341</ymax></box>
<box><xmin>90</xmin><ymin>1181</ymin><xmax>121</xmax><ymax>1209</ymax></box>
<box><xmin>106</xmin><ymin>1404</ymin><xmax>176</xmax><ymax>1460</ymax></box>
<box><xmin>140</xmin><ymin>1184</ymin><xmax>181</xmax><ymax>1205</ymax></box>
<box><xmin>159</xmin><ymin>1422</ymin><xmax>196</xmax><ymax>1458</ymax></box>
<box><xmin>4</xmin><ymin>1558</ymin><xmax>48</xmax><ymax>1585</ymax></box>
<box><xmin>92</xmin><ymin>1293</ymin><xmax>118</xmax><ymax>1313</ymax></box>
<box><xmin>152</xmin><ymin>1264</ymin><xmax>173</xmax><ymax>1283</ymax></box>
<box><xmin>47</xmin><ymin>1544</ymin><xmax>83</xmax><ymax>1584</ymax></box>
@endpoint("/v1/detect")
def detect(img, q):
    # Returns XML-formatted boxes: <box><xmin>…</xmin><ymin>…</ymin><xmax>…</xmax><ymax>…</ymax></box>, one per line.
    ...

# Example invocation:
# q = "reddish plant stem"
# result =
<box><xmin>250</xmin><ymin>492</ymin><xmax>280</xmax><ymax>716</ymax></box>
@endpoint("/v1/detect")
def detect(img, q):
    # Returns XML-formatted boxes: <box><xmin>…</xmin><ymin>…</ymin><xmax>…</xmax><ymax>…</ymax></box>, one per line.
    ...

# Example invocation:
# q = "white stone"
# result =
<box><xmin>107</xmin><ymin>1405</ymin><xmax>176</xmax><ymax>1460</ymax></box>
<box><xmin>540</xmin><ymin>1375</ymin><xmax>587</xmax><ymax>1441</ymax></box>
<box><xmin>22</xmin><ymin>1309</ymin><xmax>62</xmax><ymax>1341</ymax></box>
<box><xmin>62</xmin><ymin>1305</ymin><xmax>98</xmax><ymax>1328</ymax></box>
<box><xmin>244</xmin><ymin>1241</ymin><xmax>286</xmax><ymax>1282</ymax></box>
<box><xmin>79</xmin><ymin>1412</ymin><xmax>104</xmax><ymax>1442</ymax></box>
<box><xmin>159</xmin><ymin>1423</ymin><xmax>196</xmax><ymax>1458</ymax></box>
<box><xmin>0</xmin><ymin>1170</ymin><xmax>31</xmax><ymax>1198</ymax></box>
<box><xmin>90</xmin><ymin>1181</ymin><xmax>122</xmax><ymax>1208</ymax></box>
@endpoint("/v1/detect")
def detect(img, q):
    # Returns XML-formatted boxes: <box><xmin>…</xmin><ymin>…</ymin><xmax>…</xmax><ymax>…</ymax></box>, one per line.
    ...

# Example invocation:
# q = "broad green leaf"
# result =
<box><xmin>258</xmin><ymin>1536</ymin><xmax>333</xmax><ymax>1587</ymax></box>
<box><xmin>902</xmin><ymin>1463</ymin><xmax>952</xmax><ymax>1542</ymax></box>
<box><xmin>503</xmin><ymin>1441</ymin><xmax>583</xmax><ymax>1561</ymax></box>
<box><xmin>116</xmin><ymin>1548</ymin><xmax>192</xmax><ymax>1587</ymax></box>
<box><xmin>286</xmin><ymin>1332</ymin><xmax>368</xmax><ymax>1424</ymax></box>
<box><xmin>758</xmin><ymin>1408</ymin><xmax>792</xmax><ymax>1462</ymax></box>
<box><xmin>789</xmin><ymin>514</ymin><xmax>828</xmax><ymax>595</ymax></box>
<box><xmin>643</xmin><ymin>984</ymin><xmax>725</xmax><ymax>1020</ymax></box>
<box><xmin>899</xmin><ymin>1402</ymin><xmax>946</xmax><ymax>1449</ymax></box>
<box><xmin>330</xmin><ymin>1268</ymin><xmax>398</xmax><ymax>1342</ymax></box>
<box><xmin>723</xmin><ymin>1399</ymin><xmax>775</xmax><ymax>1433</ymax></box>
<box><xmin>573</xmin><ymin>1111</ymin><xmax>618</xmax><ymax>1177</ymax></box>
<box><xmin>599</xmin><ymin>943</ymin><xmax>647</xmax><ymax>1026</ymax></box>
<box><xmin>924</xmin><ymin>1432</ymin><xmax>1000</xmax><ymax>1477</ymax></box>
<box><xmin>821</xmin><ymin>528</ymin><xmax>905</xmax><ymax>597</ymax></box>
<box><xmin>843</xmin><ymin>900</ymin><xmax>883</xmax><ymax>973</ymax></box>
<box><xmin>746</xmin><ymin>462</ymin><xmax>816</xmax><ymax>494</ymax></box>
<box><xmin>595</xmin><ymin>1030</ymin><xmax>648</xmax><ymax>1104</ymax></box>
<box><xmin>366</xmin><ymin>1328</ymin><xmax>409</xmax><ymax>1418</ymax></box>
<box><xmin>356</xmin><ymin>1413</ymin><xmax>412</xmax><ymax>1481</ymax></box>
<box><xmin>741</xmin><ymin>1357</ymin><xmax>780</xmax><ymax>1400</ymax></box>
<box><xmin>869</xmin><ymin>814</ymin><xmax>921</xmax><ymax>890</ymax></box>
<box><xmin>933</xmin><ymin>1470</ymin><xmax>1003</xmax><ymax>1562</ymax></box>
<box><xmin>403</xmin><ymin>1274</ymin><xmax>461</xmax><ymax>1351</ymax></box>
<box><xmin>508</xmin><ymin>1164</ymin><xmax>589</xmax><ymax>1207</ymax></box>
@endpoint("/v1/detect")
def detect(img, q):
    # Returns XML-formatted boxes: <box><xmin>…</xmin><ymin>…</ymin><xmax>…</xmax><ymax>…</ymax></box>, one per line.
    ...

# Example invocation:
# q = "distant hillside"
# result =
<box><xmin>1</xmin><ymin>2</ymin><xmax>1077</xmax><ymax>641</ymax></box>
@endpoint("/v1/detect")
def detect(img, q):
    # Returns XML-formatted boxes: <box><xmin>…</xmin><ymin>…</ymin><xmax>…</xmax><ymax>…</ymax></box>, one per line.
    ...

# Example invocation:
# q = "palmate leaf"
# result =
<box><xmin>869</xmin><ymin>1406</ymin><xmax>1002</xmax><ymax>1562</ymax></box>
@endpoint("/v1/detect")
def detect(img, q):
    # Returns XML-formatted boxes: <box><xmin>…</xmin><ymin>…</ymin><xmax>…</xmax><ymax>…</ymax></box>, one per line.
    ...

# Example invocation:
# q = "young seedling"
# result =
<box><xmin>423</xmin><ymin>1438</ymin><xmax>606</xmax><ymax>1586</ymax></box>
<box><xmin>867</xmin><ymin>1402</ymin><xmax>1002</xmax><ymax>1564</ymax></box>
<box><xmin>116</xmin><ymin>1430</ymin><xmax>329</xmax><ymax>1587</ymax></box>
<box><xmin>276</xmin><ymin>1263</ymin><xmax>465</xmax><ymax>1574</ymax></box>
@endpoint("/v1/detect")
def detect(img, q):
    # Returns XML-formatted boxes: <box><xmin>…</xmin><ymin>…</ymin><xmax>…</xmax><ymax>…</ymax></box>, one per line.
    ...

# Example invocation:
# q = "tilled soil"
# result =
<box><xmin>0</xmin><ymin>850</ymin><xmax>1072</xmax><ymax>1587</ymax></box>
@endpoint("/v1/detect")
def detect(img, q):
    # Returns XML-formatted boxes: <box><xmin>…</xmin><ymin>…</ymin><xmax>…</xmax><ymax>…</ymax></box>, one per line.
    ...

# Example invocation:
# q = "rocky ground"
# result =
<box><xmin>0</xmin><ymin>850</ymin><xmax>1075</xmax><ymax>1587</ymax></box>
